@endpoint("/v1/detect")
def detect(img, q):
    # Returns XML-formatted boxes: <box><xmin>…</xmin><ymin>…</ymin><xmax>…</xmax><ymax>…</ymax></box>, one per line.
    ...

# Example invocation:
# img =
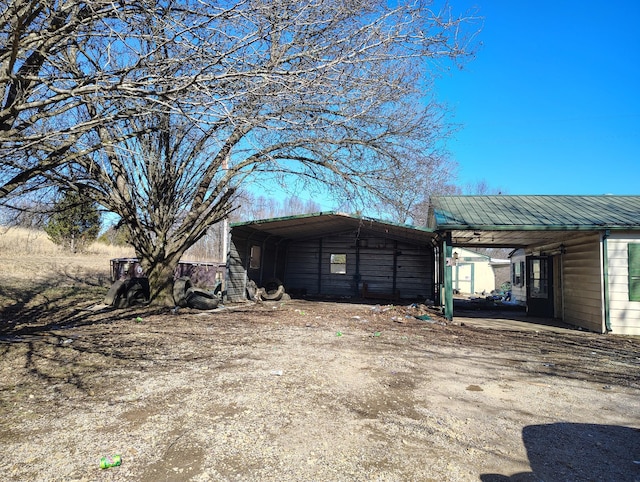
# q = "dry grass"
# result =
<box><xmin>0</xmin><ymin>227</ymin><xmax>226</xmax><ymax>319</ymax></box>
<box><xmin>0</xmin><ymin>227</ymin><xmax>135</xmax><ymax>312</ymax></box>
<box><xmin>0</xmin><ymin>226</ymin><xmax>134</xmax><ymax>259</ymax></box>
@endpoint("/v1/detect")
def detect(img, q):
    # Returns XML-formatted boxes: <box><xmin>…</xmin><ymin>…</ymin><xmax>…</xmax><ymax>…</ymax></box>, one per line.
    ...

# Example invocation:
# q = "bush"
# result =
<box><xmin>44</xmin><ymin>190</ymin><xmax>101</xmax><ymax>253</ymax></box>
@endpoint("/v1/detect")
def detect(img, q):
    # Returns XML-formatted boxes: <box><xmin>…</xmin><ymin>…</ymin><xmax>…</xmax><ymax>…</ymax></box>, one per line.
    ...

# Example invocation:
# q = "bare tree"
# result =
<box><xmin>1</xmin><ymin>1</ymin><xmax>160</xmax><ymax>197</ymax></box>
<box><xmin>463</xmin><ymin>179</ymin><xmax>505</xmax><ymax>195</ymax></box>
<box><xmin>232</xmin><ymin>193</ymin><xmax>324</xmax><ymax>220</ymax></box>
<box><xmin>380</xmin><ymin>148</ymin><xmax>460</xmax><ymax>225</ymax></box>
<box><xmin>2</xmin><ymin>0</ymin><xmax>479</xmax><ymax>304</ymax></box>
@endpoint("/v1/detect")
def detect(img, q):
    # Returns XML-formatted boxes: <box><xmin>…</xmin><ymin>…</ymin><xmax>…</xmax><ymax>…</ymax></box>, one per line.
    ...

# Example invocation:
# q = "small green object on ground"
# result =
<box><xmin>336</xmin><ymin>331</ymin><xmax>343</xmax><ymax>337</ymax></box>
<box><xmin>374</xmin><ymin>332</ymin><xmax>381</xmax><ymax>337</ymax></box>
<box><xmin>416</xmin><ymin>314</ymin><xmax>431</xmax><ymax>321</ymax></box>
<box><xmin>135</xmin><ymin>317</ymin><xmax>143</xmax><ymax>322</ymax></box>
<box><xmin>100</xmin><ymin>454</ymin><xmax>122</xmax><ymax>469</ymax></box>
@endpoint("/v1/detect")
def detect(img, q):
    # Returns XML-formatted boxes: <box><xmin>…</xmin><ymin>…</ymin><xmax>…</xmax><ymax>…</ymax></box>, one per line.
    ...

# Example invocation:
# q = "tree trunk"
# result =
<box><xmin>145</xmin><ymin>259</ymin><xmax>179</xmax><ymax>307</ymax></box>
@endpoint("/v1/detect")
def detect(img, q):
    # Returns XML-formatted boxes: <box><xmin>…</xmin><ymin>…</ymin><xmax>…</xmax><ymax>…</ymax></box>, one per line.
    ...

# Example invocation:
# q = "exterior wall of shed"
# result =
<box><xmin>606</xmin><ymin>232</ymin><xmax>640</xmax><ymax>335</ymax></box>
<box><xmin>226</xmin><ymin>231</ymin><xmax>288</xmax><ymax>302</ymax></box>
<box><xmin>226</xmin><ymin>234</ymin><xmax>248</xmax><ymax>302</ymax></box>
<box><xmin>285</xmin><ymin>235</ymin><xmax>356</xmax><ymax>297</ymax></box>
<box><xmin>228</xmin><ymin>230</ymin><xmax>434</xmax><ymax>302</ymax></box>
<box><xmin>285</xmin><ymin>234</ymin><xmax>434</xmax><ymax>300</ymax></box>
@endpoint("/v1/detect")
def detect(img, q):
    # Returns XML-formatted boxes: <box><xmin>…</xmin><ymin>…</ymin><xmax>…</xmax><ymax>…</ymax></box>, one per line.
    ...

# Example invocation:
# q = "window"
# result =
<box><xmin>528</xmin><ymin>258</ymin><xmax>548</xmax><ymax>298</ymax></box>
<box><xmin>330</xmin><ymin>253</ymin><xmax>347</xmax><ymax>274</ymax></box>
<box><xmin>249</xmin><ymin>245</ymin><xmax>261</xmax><ymax>269</ymax></box>
<box><xmin>512</xmin><ymin>261</ymin><xmax>525</xmax><ymax>286</ymax></box>
<box><xmin>629</xmin><ymin>244</ymin><xmax>640</xmax><ymax>301</ymax></box>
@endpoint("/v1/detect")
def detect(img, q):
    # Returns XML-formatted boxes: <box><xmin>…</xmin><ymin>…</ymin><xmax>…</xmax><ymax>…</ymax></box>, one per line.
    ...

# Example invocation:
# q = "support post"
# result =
<box><xmin>443</xmin><ymin>233</ymin><xmax>453</xmax><ymax>321</ymax></box>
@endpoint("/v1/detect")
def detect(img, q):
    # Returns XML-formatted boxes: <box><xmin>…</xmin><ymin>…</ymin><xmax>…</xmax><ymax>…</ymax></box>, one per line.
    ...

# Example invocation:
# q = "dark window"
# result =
<box><xmin>512</xmin><ymin>260</ymin><xmax>524</xmax><ymax>286</ymax></box>
<box><xmin>250</xmin><ymin>245</ymin><xmax>261</xmax><ymax>269</ymax></box>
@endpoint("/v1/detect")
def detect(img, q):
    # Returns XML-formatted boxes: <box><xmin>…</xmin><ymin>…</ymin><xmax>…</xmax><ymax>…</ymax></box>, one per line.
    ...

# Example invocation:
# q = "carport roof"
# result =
<box><xmin>428</xmin><ymin>195</ymin><xmax>640</xmax><ymax>247</ymax></box>
<box><xmin>231</xmin><ymin>211</ymin><xmax>436</xmax><ymax>245</ymax></box>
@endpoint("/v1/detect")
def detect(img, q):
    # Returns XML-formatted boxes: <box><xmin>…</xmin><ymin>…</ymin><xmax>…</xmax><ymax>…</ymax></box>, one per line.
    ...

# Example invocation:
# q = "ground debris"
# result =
<box><xmin>1</xmin><ymin>296</ymin><xmax>638</xmax><ymax>481</ymax></box>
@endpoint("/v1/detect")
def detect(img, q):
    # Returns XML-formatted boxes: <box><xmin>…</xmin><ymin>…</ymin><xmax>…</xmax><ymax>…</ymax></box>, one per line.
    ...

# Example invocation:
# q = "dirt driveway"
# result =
<box><xmin>1</xmin><ymin>299</ymin><xmax>639</xmax><ymax>481</ymax></box>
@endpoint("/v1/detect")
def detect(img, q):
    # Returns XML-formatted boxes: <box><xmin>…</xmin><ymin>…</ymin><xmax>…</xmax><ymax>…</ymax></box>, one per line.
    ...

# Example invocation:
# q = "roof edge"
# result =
<box><xmin>231</xmin><ymin>211</ymin><xmax>434</xmax><ymax>232</ymax></box>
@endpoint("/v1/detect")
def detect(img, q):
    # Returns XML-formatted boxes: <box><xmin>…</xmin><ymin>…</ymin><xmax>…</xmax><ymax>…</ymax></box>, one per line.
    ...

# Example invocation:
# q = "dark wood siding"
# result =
<box><xmin>394</xmin><ymin>242</ymin><xmax>434</xmax><ymax>300</ymax></box>
<box><xmin>227</xmin><ymin>235</ymin><xmax>248</xmax><ymax>302</ymax></box>
<box><xmin>284</xmin><ymin>234</ymin><xmax>434</xmax><ymax>300</ymax></box>
<box><xmin>318</xmin><ymin>235</ymin><xmax>358</xmax><ymax>297</ymax></box>
<box><xmin>284</xmin><ymin>239</ymin><xmax>321</xmax><ymax>295</ymax></box>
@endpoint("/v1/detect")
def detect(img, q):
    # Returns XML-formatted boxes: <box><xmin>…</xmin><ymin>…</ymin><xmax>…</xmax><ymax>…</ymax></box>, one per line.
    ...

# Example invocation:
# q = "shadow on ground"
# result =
<box><xmin>481</xmin><ymin>422</ymin><xmax>640</xmax><ymax>481</ymax></box>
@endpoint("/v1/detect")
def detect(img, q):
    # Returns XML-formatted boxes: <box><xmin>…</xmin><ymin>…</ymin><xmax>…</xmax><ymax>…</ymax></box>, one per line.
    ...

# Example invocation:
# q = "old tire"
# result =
<box><xmin>126</xmin><ymin>278</ymin><xmax>150</xmax><ymax>306</ymax></box>
<box><xmin>185</xmin><ymin>288</ymin><xmax>219</xmax><ymax>310</ymax></box>
<box><xmin>261</xmin><ymin>278</ymin><xmax>285</xmax><ymax>301</ymax></box>
<box><xmin>104</xmin><ymin>280</ymin><xmax>127</xmax><ymax>306</ymax></box>
<box><xmin>213</xmin><ymin>282</ymin><xmax>223</xmax><ymax>298</ymax></box>
<box><xmin>173</xmin><ymin>277</ymin><xmax>192</xmax><ymax>307</ymax></box>
<box><xmin>246</xmin><ymin>279</ymin><xmax>258</xmax><ymax>301</ymax></box>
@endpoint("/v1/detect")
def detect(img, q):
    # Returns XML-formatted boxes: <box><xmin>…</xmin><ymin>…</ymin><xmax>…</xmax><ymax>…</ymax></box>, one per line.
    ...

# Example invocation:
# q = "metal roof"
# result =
<box><xmin>429</xmin><ymin>195</ymin><xmax>640</xmax><ymax>247</ymax></box>
<box><xmin>231</xmin><ymin>211</ymin><xmax>436</xmax><ymax>245</ymax></box>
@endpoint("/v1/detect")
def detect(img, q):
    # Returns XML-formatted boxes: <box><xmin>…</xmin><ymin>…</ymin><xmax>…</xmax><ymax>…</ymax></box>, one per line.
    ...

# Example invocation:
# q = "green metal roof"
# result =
<box><xmin>429</xmin><ymin>195</ymin><xmax>640</xmax><ymax>230</ymax></box>
<box><xmin>427</xmin><ymin>195</ymin><xmax>640</xmax><ymax>248</ymax></box>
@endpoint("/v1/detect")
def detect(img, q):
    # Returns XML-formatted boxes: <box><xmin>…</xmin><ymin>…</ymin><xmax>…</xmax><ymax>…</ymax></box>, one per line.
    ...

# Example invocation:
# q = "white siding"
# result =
<box><xmin>561</xmin><ymin>234</ymin><xmax>605</xmax><ymax>333</ymax></box>
<box><xmin>451</xmin><ymin>247</ymin><xmax>495</xmax><ymax>295</ymax></box>
<box><xmin>607</xmin><ymin>233</ymin><xmax>640</xmax><ymax>336</ymax></box>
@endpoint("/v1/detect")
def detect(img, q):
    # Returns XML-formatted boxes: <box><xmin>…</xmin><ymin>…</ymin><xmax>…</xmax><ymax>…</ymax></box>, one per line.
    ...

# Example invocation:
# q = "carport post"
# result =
<box><xmin>443</xmin><ymin>233</ymin><xmax>453</xmax><ymax>321</ymax></box>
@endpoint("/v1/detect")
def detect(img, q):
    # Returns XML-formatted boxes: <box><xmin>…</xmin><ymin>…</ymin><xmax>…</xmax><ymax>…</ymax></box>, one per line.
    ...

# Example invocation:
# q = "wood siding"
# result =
<box><xmin>228</xmin><ymin>225</ymin><xmax>435</xmax><ymax>302</ymax></box>
<box><xmin>227</xmin><ymin>235</ymin><xmax>249</xmax><ymax>302</ymax></box>
<box><xmin>285</xmin><ymin>234</ymin><xmax>434</xmax><ymax>300</ymax></box>
<box><xmin>607</xmin><ymin>233</ymin><xmax>640</xmax><ymax>335</ymax></box>
<box><xmin>561</xmin><ymin>234</ymin><xmax>605</xmax><ymax>332</ymax></box>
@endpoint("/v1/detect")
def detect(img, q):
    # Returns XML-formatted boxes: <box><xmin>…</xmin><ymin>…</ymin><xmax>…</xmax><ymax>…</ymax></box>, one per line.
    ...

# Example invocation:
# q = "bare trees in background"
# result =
<box><xmin>183</xmin><ymin>193</ymin><xmax>322</xmax><ymax>260</ymax></box>
<box><xmin>1</xmin><ymin>0</ymin><xmax>479</xmax><ymax>304</ymax></box>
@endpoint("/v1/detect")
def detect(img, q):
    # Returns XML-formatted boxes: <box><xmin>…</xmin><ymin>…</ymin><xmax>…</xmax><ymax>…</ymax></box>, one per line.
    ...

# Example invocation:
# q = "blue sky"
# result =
<box><xmin>437</xmin><ymin>1</ymin><xmax>640</xmax><ymax>195</ymax></box>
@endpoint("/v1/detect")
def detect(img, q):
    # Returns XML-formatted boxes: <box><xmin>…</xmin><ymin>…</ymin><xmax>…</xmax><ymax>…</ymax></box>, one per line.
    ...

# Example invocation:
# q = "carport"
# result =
<box><xmin>227</xmin><ymin>212</ymin><xmax>438</xmax><ymax>302</ymax></box>
<box><xmin>428</xmin><ymin>195</ymin><xmax>640</xmax><ymax>335</ymax></box>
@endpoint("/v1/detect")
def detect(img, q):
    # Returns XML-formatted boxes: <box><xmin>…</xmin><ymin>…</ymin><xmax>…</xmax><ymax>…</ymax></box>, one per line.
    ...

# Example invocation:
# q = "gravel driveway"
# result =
<box><xmin>1</xmin><ymin>300</ymin><xmax>639</xmax><ymax>481</ymax></box>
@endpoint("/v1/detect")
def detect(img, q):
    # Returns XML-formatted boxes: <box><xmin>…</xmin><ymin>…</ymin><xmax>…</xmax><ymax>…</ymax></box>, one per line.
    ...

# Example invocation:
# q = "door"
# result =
<box><xmin>526</xmin><ymin>256</ymin><xmax>554</xmax><ymax>317</ymax></box>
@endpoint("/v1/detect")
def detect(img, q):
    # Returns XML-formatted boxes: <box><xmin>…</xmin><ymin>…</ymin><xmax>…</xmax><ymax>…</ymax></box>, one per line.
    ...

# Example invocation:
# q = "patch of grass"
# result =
<box><xmin>0</xmin><ymin>226</ymin><xmax>134</xmax><ymax>258</ymax></box>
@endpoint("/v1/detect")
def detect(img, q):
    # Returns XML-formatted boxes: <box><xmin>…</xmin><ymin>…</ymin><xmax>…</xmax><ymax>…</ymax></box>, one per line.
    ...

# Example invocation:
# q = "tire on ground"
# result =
<box><xmin>261</xmin><ymin>278</ymin><xmax>285</xmax><ymax>301</ymax></box>
<box><xmin>246</xmin><ymin>279</ymin><xmax>258</xmax><ymax>301</ymax></box>
<box><xmin>213</xmin><ymin>281</ymin><xmax>223</xmax><ymax>299</ymax></box>
<box><xmin>126</xmin><ymin>278</ymin><xmax>150</xmax><ymax>306</ymax></box>
<box><xmin>104</xmin><ymin>280</ymin><xmax>127</xmax><ymax>306</ymax></box>
<box><xmin>185</xmin><ymin>288</ymin><xmax>220</xmax><ymax>310</ymax></box>
<box><xmin>173</xmin><ymin>277</ymin><xmax>192</xmax><ymax>307</ymax></box>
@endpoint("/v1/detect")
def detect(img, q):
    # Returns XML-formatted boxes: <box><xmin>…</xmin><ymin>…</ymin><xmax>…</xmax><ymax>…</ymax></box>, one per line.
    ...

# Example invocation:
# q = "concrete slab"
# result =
<box><xmin>453</xmin><ymin>309</ymin><xmax>582</xmax><ymax>334</ymax></box>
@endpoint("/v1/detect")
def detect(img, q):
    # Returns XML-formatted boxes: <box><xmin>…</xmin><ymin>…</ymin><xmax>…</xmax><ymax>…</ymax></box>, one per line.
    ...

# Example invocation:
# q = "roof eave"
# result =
<box><xmin>436</xmin><ymin>224</ymin><xmax>638</xmax><ymax>231</ymax></box>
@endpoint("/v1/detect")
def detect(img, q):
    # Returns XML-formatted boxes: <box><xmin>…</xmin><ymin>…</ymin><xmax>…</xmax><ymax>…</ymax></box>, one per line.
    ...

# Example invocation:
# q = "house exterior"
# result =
<box><xmin>450</xmin><ymin>247</ymin><xmax>508</xmax><ymax>295</ymax></box>
<box><xmin>508</xmin><ymin>248</ymin><xmax>527</xmax><ymax>304</ymax></box>
<box><xmin>428</xmin><ymin>195</ymin><xmax>640</xmax><ymax>335</ymax></box>
<box><xmin>226</xmin><ymin>212</ymin><xmax>437</xmax><ymax>303</ymax></box>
